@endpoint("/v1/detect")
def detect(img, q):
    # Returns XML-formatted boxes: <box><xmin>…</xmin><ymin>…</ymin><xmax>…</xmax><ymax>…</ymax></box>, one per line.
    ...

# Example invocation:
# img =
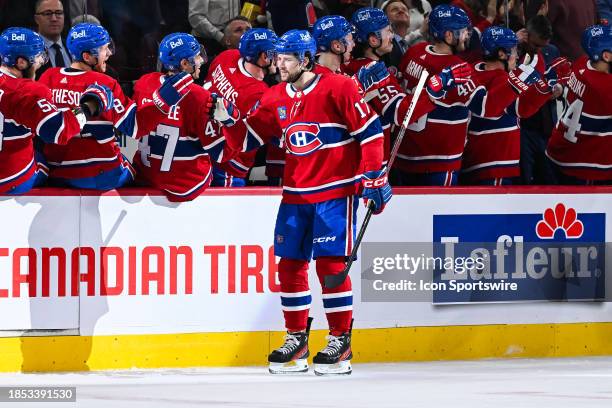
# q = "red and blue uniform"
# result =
<box><xmin>204</xmin><ymin>49</ymin><xmax>269</xmax><ymax>187</ymax></box>
<box><xmin>133</xmin><ymin>72</ymin><xmax>224</xmax><ymax>201</ymax></box>
<box><xmin>39</xmin><ymin>67</ymin><xmax>137</xmax><ymax>189</ymax></box>
<box><xmin>342</xmin><ymin>57</ymin><xmax>435</xmax><ymax>165</ymax></box>
<box><xmin>546</xmin><ymin>56</ymin><xmax>612</xmax><ymax>182</ymax></box>
<box><xmin>462</xmin><ymin>63</ymin><xmax>552</xmax><ymax>184</ymax></box>
<box><xmin>397</xmin><ymin>42</ymin><xmax>522</xmax><ymax>185</ymax></box>
<box><xmin>222</xmin><ymin>72</ymin><xmax>384</xmax><ymax>335</ymax></box>
<box><xmin>0</xmin><ymin>71</ymin><xmax>81</xmax><ymax>194</ymax></box>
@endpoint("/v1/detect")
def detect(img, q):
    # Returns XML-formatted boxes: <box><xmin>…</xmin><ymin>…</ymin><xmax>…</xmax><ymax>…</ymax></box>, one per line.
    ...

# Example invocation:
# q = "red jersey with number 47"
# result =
<box><xmin>133</xmin><ymin>72</ymin><xmax>226</xmax><ymax>201</ymax></box>
<box><xmin>0</xmin><ymin>72</ymin><xmax>81</xmax><ymax>193</ymax></box>
<box><xmin>204</xmin><ymin>49</ymin><xmax>270</xmax><ymax>179</ymax></box>
<box><xmin>546</xmin><ymin>57</ymin><xmax>612</xmax><ymax>180</ymax></box>
<box><xmin>39</xmin><ymin>68</ymin><xmax>137</xmax><ymax>180</ymax></box>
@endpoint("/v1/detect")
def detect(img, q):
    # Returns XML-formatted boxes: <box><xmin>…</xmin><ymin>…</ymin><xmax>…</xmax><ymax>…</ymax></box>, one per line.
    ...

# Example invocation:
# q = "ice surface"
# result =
<box><xmin>0</xmin><ymin>357</ymin><xmax>611</xmax><ymax>408</ymax></box>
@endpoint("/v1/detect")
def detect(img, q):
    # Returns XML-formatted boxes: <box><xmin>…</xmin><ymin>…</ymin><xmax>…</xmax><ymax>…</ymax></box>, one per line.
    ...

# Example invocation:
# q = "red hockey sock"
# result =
<box><xmin>316</xmin><ymin>256</ymin><xmax>353</xmax><ymax>336</ymax></box>
<box><xmin>278</xmin><ymin>258</ymin><xmax>311</xmax><ymax>332</ymax></box>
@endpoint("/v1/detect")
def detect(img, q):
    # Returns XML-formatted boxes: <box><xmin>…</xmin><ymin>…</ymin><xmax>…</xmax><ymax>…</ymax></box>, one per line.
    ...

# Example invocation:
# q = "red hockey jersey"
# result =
<box><xmin>204</xmin><ymin>49</ymin><xmax>269</xmax><ymax>179</ymax></box>
<box><xmin>397</xmin><ymin>43</ymin><xmax>471</xmax><ymax>173</ymax></box>
<box><xmin>397</xmin><ymin>42</ymin><xmax>521</xmax><ymax>173</ymax></box>
<box><xmin>0</xmin><ymin>71</ymin><xmax>81</xmax><ymax>193</ymax></box>
<box><xmin>462</xmin><ymin>63</ymin><xmax>552</xmax><ymax>181</ymax></box>
<box><xmin>546</xmin><ymin>56</ymin><xmax>612</xmax><ymax>180</ymax></box>
<box><xmin>341</xmin><ymin>57</ymin><xmax>435</xmax><ymax>165</ymax></box>
<box><xmin>39</xmin><ymin>68</ymin><xmax>137</xmax><ymax>179</ymax></box>
<box><xmin>133</xmin><ymin>72</ymin><xmax>225</xmax><ymax>200</ymax></box>
<box><xmin>223</xmin><ymin>73</ymin><xmax>384</xmax><ymax>204</ymax></box>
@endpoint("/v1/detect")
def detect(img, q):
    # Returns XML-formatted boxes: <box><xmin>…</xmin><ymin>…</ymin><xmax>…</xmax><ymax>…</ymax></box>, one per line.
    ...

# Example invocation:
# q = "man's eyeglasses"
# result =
<box><xmin>35</xmin><ymin>10</ymin><xmax>64</xmax><ymax>18</ymax></box>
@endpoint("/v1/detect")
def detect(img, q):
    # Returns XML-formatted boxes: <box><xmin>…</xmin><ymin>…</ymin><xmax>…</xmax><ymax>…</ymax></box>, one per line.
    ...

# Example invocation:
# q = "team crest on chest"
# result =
<box><xmin>284</xmin><ymin>123</ymin><xmax>323</xmax><ymax>156</ymax></box>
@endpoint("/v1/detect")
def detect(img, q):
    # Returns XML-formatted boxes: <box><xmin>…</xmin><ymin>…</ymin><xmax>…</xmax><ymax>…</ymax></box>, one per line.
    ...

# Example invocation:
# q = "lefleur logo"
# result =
<box><xmin>535</xmin><ymin>203</ymin><xmax>584</xmax><ymax>239</ymax></box>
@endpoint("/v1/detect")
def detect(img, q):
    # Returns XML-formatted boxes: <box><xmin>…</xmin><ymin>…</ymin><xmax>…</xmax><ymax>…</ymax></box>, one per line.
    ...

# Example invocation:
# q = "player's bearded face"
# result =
<box><xmin>276</xmin><ymin>54</ymin><xmax>303</xmax><ymax>83</ymax></box>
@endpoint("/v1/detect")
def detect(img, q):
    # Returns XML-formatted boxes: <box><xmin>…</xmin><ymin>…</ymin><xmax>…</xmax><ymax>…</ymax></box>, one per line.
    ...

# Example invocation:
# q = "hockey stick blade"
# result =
<box><xmin>324</xmin><ymin>69</ymin><xmax>430</xmax><ymax>289</ymax></box>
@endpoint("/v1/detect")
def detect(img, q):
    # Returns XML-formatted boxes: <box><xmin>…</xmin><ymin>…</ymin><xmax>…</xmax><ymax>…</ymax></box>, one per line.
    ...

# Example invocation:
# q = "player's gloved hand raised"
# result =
<box><xmin>426</xmin><ymin>62</ymin><xmax>472</xmax><ymax>99</ymax></box>
<box><xmin>79</xmin><ymin>83</ymin><xmax>114</xmax><ymax>117</ymax></box>
<box><xmin>356</xmin><ymin>61</ymin><xmax>390</xmax><ymax>94</ymax></box>
<box><xmin>361</xmin><ymin>168</ymin><xmax>392</xmax><ymax>215</ymax></box>
<box><xmin>153</xmin><ymin>71</ymin><xmax>193</xmax><ymax>114</ymax></box>
<box><xmin>207</xmin><ymin>93</ymin><xmax>240</xmax><ymax>127</ymax></box>
<box><xmin>508</xmin><ymin>54</ymin><xmax>542</xmax><ymax>93</ymax></box>
<box><xmin>544</xmin><ymin>57</ymin><xmax>572</xmax><ymax>88</ymax></box>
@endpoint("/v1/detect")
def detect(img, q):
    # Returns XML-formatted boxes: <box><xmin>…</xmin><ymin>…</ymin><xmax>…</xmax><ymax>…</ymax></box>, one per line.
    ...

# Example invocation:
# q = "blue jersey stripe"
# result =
<box><xmin>428</xmin><ymin>105</ymin><xmax>469</xmax><ymax>121</ymax></box>
<box><xmin>38</xmin><ymin>112</ymin><xmax>64</xmax><ymax>144</ymax></box>
<box><xmin>469</xmin><ymin>114</ymin><xmax>518</xmax><ymax>133</ymax></box>
<box><xmin>148</xmin><ymin>135</ymin><xmax>206</xmax><ymax>159</ymax></box>
<box><xmin>580</xmin><ymin>115</ymin><xmax>612</xmax><ymax>135</ymax></box>
<box><xmin>351</xmin><ymin>118</ymin><xmax>384</xmax><ymax>144</ymax></box>
<box><xmin>2</xmin><ymin>121</ymin><xmax>31</xmax><ymax>139</ymax></box>
<box><xmin>283</xmin><ymin>177</ymin><xmax>361</xmax><ymax>195</ymax></box>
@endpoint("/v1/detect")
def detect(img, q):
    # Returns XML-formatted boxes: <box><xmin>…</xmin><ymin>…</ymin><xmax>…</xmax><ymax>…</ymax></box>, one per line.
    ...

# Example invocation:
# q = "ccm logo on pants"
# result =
<box><xmin>313</xmin><ymin>236</ymin><xmax>337</xmax><ymax>243</ymax></box>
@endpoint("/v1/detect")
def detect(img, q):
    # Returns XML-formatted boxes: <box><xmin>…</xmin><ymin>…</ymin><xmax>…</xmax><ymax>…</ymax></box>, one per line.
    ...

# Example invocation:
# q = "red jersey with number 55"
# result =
<box><xmin>133</xmin><ymin>72</ymin><xmax>225</xmax><ymax>201</ymax></box>
<box><xmin>0</xmin><ymin>72</ymin><xmax>81</xmax><ymax>193</ymax></box>
<box><xmin>341</xmin><ymin>57</ymin><xmax>435</xmax><ymax>165</ymax></box>
<box><xmin>546</xmin><ymin>57</ymin><xmax>612</xmax><ymax>180</ymax></box>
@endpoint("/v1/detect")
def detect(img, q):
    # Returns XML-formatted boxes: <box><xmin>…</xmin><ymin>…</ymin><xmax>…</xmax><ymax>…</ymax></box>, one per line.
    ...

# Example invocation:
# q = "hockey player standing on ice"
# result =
<box><xmin>207</xmin><ymin>29</ymin><xmax>391</xmax><ymax>375</ymax></box>
<box><xmin>315</xmin><ymin>10</ymin><xmax>470</xmax><ymax>166</ymax></box>
<box><xmin>461</xmin><ymin>26</ymin><xmax>572</xmax><ymax>185</ymax></box>
<box><xmin>546</xmin><ymin>25</ymin><xmax>612</xmax><ymax>184</ymax></box>
<box><xmin>203</xmin><ymin>28</ymin><xmax>278</xmax><ymax>187</ymax></box>
<box><xmin>39</xmin><ymin>23</ymin><xmax>137</xmax><ymax>190</ymax></box>
<box><xmin>132</xmin><ymin>33</ymin><xmax>231</xmax><ymax>201</ymax></box>
<box><xmin>0</xmin><ymin>27</ymin><xmax>109</xmax><ymax>194</ymax></box>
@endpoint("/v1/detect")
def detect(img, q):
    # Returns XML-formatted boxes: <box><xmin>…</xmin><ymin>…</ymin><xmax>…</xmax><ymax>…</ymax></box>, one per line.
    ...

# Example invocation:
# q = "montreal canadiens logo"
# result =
<box><xmin>535</xmin><ymin>203</ymin><xmax>584</xmax><ymax>239</ymax></box>
<box><xmin>285</xmin><ymin>123</ymin><xmax>322</xmax><ymax>155</ymax></box>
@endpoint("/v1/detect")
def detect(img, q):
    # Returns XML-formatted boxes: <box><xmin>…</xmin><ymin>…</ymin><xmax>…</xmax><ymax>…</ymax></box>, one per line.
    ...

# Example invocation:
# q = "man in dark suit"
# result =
<box><xmin>34</xmin><ymin>0</ymin><xmax>72</xmax><ymax>79</ymax></box>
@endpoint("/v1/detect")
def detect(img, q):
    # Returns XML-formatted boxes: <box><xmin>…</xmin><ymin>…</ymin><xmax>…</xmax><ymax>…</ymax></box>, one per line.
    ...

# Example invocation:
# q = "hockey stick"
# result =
<box><xmin>324</xmin><ymin>69</ymin><xmax>430</xmax><ymax>289</ymax></box>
